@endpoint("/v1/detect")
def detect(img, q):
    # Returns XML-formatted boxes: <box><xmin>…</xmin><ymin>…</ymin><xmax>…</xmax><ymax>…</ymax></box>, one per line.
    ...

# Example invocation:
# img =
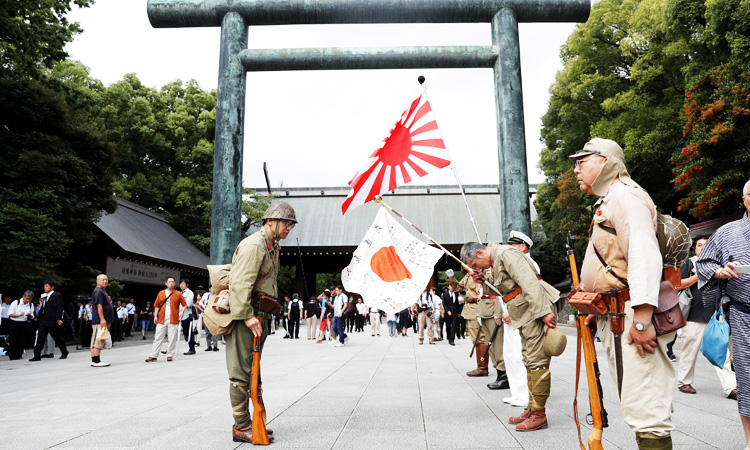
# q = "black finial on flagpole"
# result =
<box><xmin>417</xmin><ymin>75</ymin><xmax>425</xmax><ymax>85</ymax></box>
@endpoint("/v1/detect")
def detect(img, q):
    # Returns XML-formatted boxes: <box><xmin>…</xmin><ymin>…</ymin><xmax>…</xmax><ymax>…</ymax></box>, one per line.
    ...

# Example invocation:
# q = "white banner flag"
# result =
<box><xmin>341</xmin><ymin>208</ymin><xmax>443</xmax><ymax>316</ymax></box>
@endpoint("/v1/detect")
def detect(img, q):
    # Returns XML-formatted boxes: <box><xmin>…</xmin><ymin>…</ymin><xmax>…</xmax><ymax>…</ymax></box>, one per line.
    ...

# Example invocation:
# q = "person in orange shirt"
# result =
<box><xmin>145</xmin><ymin>277</ymin><xmax>186</xmax><ymax>362</ymax></box>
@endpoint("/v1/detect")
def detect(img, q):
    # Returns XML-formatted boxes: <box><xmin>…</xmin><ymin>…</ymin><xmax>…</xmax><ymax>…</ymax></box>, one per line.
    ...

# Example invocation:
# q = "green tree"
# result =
<box><xmin>0</xmin><ymin>0</ymin><xmax>94</xmax><ymax>78</ymax></box>
<box><xmin>535</xmin><ymin>0</ymin><xmax>691</xmax><ymax>283</ymax></box>
<box><xmin>0</xmin><ymin>77</ymin><xmax>116</xmax><ymax>290</ymax></box>
<box><xmin>98</xmin><ymin>74</ymin><xmax>218</xmax><ymax>252</ymax></box>
<box><xmin>669</xmin><ymin>0</ymin><xmax>750</xmax><ymax>218</ymax></box>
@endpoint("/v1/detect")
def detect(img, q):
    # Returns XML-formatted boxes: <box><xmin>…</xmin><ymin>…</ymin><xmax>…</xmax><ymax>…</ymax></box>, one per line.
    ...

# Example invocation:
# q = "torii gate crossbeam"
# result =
<box><xmin>147</xmin><ymin>0</ymin><xmax>590</xmax><ymax>265</ymax></box>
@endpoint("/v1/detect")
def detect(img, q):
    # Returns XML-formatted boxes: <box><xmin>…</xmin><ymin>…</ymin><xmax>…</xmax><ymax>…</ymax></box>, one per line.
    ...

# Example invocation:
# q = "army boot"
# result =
<box><xmin>508</xmin><ymin>409</ymin><xmax>531</xmax><ymax>425</ymax></box>
<box><xmin>487</xmin><ymin>369</ymin><xmax>510</xmax><ymax>390</ymax></box>
<box><xmin>466</xmin><ymin>344</ymin><xmax>489</xmax><ymax>376</ymax></box>
<box><xmin>636</xmin><ymin>433</ymin><xmax>673</xmax><ymax>450</ymax></box>
<box><xmin>515</xmin><ymin>367</ymin><xmax>551</xmax><ymax>431</ymax></box>
<box><xmin>516</xmin><ymin>409</ymin><xmax>548</xmax><ymax>431</ymax></box>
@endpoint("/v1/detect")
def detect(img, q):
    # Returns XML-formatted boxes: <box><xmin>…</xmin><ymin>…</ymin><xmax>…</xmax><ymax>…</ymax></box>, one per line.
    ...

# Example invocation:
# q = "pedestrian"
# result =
<box><xmin>139</xmin><ymin>301</ymin><xmax>153</xmax><ymax>339</ymax></box>
<box><xmin>180</xmin><ymin>279</ymin><xmax>197</xmax><ymax>355</ymax></box>
<box><xmin>145</xmin><ymin>277</ymin><xmax>186</xmax><ymax>362</ymax></box>
<box><xmin>356</xmin><ymin>297</ymin><xmax>367</xmax><ymax>332</ymax></box>
<box><xmin>7</xmin><ymin>291</ymin><xmax>35</xmax><ymax>360</ymax></box>
<box><xmin>288</xmin><ymin>293</ymin><xmax>301</xmax><ymax>339</ymax></box>
<box><xmin>225</xmin><ymin>200</ymin><xmax>297</xmax><ymax>443</ymax></box>
<box><xmin>572</xmin><ymin>138</ymin><xmax>675</xmax><ymax>448</ymax></box>
<box><xmin>114</xmin><ymin>300</ymin><xmax>127</xmax><ymax>342</ymax></box>
<box><xmin>281</xmin><ymin>295</ymin><xmax>291</xmax><ymax>338</ymax></box>
<box><xmin>414</xmin><ymin>287</ymin><xmax>436</xmax><ymax>345</ymax></box>
<box><xmin>677</xmin><ymin>235</ymin><xmax>737</xmax><ymax>398</ymax></box>
<box><xmin>369</xmin><ymin>304</ymin><xmax>381</xmax><ymax>337</ymax></box>
<box><xmin>125</xmin><ymin>298</ymin><xmax>136</xmax><ymax>336</ymax></box>
<box><xmin>398</xmin><ymin>306</ymin><xmax>410</xmax><ymax>337</ymax></box>
<box><xmin>386</xmin><ymin>311</ymin><xmax>397</xmax><ymax>337</ymax></box>
<box><xmin>461</xmin><ymin>241</ymin><xmax>560</xmax><ymax>432</ymax></box>
<box><xmin>332</xmin><ymin>285</ymin><xmax>349</xmax><ymax>347</ymax></box>
<box><xmin>695</xmin><ymin>178</ymin><xmax>750</xmax><ymax>450</ymax></box>
<box><xmin>442</xmin><ymin>285</ymin><xmax>459</xmax><ymax>345</ymax></box>
<box><xmin>0</xmin><ymin>295</ymin><xmax>12</xmax><ymax>335</ymax></box>
<box><xmin>303</xmin><ymin>296</ymin><xmax>319</xmax><ymax>340</ymax></box>
<box><xmin>30</xmin><ymin>280</ymin><xmax>68</xmax><ymax>361</ymax></box>
<box><xmin>317</xmin><ymin>290</ymin><xmax>333</xmax><ymax>343</ymax></box>
<box><xmin>345</xmin><ymin>295</ymin><xmax>356</xmax><ymax>333</ymax></box>
<box><xmin>90</xmin><ymin>274</ymin><xmax>114</xmax><ymax>367</ymax></box>
<box><xmin>200</xmin><ymin>287</ymin><xmax>219</xmax><ymax>352</ymax></box>
<box><xmin>77</xmin><ymin>299</ymin><xmax>92</xmax><ymax>350</ymax></box>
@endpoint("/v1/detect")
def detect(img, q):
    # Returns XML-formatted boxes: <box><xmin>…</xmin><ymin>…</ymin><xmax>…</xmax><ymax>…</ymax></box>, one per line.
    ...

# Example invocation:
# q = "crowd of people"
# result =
<box><xmin>1</xmin><ymin>145</ymin><xmax>749</xmax><ymax>449</ymax></box>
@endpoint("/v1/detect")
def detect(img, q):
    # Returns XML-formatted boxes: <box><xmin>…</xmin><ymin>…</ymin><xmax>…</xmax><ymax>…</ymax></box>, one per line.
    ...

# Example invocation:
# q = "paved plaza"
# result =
<box><xmin>0</xmin><ymin>324</ymin><xmax>744</xmax><ymax>449</ymax></box>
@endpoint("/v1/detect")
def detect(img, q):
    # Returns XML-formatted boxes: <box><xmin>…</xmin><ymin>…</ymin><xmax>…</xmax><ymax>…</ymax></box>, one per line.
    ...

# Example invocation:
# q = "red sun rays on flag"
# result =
<box><xmin>341</xmin><ymin>94</ymin><xmax>452</xmax><ymax>214</ymax></box>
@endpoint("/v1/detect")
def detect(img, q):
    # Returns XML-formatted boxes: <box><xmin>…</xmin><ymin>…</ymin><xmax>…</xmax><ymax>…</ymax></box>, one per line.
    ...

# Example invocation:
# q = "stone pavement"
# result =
<box><xmin>0</xmin><ymin>324</ymin><xmax>743</xmax><ymax>449</ymax></box>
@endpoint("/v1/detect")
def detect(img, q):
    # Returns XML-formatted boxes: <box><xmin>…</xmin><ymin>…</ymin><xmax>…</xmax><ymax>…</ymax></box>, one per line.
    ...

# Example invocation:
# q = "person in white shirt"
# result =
<box><xmin>200</xmin><ymin>287</ymin><xmax>219</xmax><ymax>351</ymax></box>
<box><xmin>369</xmin><ymin>305</ymin><xmax>381</xmax><ymax>337</ymax></box>
<box><xmin>431</xmin><ymin>287</ymin><xmax>444</xmax><ymax>341</ymax></box>
<box><xmin>125</xmin><ymin>298</ymin><xmax>137</xmax><ymax>337</ymax></box>
<box><xmin>7</xmin><ymin>291</ymin><xmax>35</xmax><ymax>360</ymax></box>
<box><xmin>332</xmin><ymin>286</ymin><xmax>348</xmax><ymax>347</ymax></box>
<box><xmin>180</xmin><ymin>279</ymin><xmax>197</xmax><ymax>355</ymax></box>
<box><xmin>0</xmin><ymin>295</ymin><xmax>12</xmax><ymax>336</ymax></box>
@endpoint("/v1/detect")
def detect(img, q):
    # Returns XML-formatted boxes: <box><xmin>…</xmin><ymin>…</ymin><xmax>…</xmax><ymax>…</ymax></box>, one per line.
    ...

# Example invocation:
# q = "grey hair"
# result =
<box><xmin>23</xmin><ymin>290</ymin><xmax>35</xmax><ymax>298</ymax></box>
<box><xmin>460</xmin><ymin>242</ymin><xmax>487</xmax><ymax>263</ymax></box>
<box><xmin>743</xmin><ymin>179</ymin><xmax>750</xmax><ymax>196</ymax></box>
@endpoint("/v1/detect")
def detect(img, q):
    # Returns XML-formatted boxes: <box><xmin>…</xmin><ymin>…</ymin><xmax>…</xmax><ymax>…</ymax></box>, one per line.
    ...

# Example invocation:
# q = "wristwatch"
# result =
<box><xmin>633</xmin><ymin>321</ymin><xmax>652</xmax><ymax>331</ymax></box>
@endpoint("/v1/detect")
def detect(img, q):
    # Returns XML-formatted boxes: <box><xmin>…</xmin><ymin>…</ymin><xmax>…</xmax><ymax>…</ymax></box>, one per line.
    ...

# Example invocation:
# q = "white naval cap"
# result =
<box><xmin>508</xmin><ymin>230</ymin><xmax>533</xmax><ymax>249</ymax></box>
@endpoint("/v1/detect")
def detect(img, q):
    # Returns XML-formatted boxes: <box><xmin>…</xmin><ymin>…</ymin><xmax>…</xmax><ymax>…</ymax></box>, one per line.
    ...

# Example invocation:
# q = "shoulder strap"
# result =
<box><xmin>592</xmin><ymin>243</ymin><xmax>629</xmax><ymax>287</ymax></box>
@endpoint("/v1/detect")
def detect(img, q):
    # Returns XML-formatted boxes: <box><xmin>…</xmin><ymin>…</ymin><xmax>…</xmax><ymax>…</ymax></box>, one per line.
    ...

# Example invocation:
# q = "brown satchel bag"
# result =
<box><xmin>652</xmin><ymin>280</ymin><xmax>686</xmax><ymax>335</ymax></box>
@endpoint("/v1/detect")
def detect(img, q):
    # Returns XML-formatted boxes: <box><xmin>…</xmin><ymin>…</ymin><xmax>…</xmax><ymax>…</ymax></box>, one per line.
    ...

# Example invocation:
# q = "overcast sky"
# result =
<box><xmin>65</xmin><ymin>1</ymin><xmax>581</xmax><ymax>190</ymax></box>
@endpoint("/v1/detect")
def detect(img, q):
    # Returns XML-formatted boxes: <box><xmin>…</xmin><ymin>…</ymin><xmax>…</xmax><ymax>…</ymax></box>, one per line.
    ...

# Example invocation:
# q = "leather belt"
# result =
<box><xmin>480</xmin><ymin>295</ymin><xmax>496</xmax><ymax>299</ymax></box>
<box><xmin>503</xmin><ymin>275</ymin><xmax>543</xmax><ymax>303</ymax></box>
<box><xmin>600</xmin><ymin>288</ymin><xmax>630</xmax><ymax>303</ymax></box>
<box><xmin>465</xmin><ymin>298</ymin><xmax>478</xmax><ymax>304</ymax></box>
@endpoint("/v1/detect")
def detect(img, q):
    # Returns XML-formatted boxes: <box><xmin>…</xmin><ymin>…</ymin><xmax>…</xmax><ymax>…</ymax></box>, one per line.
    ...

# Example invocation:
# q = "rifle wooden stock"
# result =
<box><xmin>568</xmin><ymin>231</ymin><xmax>606</xmax><ymax>450</ymax></box>
<box><xmin>250</xmin><ymin>334</ymin><xmax>270</xmax><ymax>445</ymax></box>
<box><xmin>576</xmin><ymin>316</ymin><xmax>607</xmax><ymax>450</ymax></box>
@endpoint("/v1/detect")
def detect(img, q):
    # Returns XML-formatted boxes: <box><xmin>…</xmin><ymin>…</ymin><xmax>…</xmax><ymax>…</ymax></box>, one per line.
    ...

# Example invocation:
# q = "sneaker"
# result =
<box><xmin>344</xmin><ymin>336</ymin><xmax>350</xmax><ymax>344</ymax></box>
<box><xmin>143</xmin><ymin>336</ymin><xmax>146</xmax><ymax>340</ymax></box>
<box><xmin>335</xmin><ymin>342</ymin><xmax>344</xmax><ymax>347</ymax></box>
<box><xmin>328</xmin><ymin>339</ymin><xmax>336</xmax><ymax>345</ymax></box>
<box><xmin>316</xmin><ymin>340</ymin><xmax>322</xmax><ymax>343</ymax></box>
<box><xmin>213</xmin><ymin>347</ymin><xmax>219</xmax><ymax>352</ymax></box>
<box><xmin>91</xmin><ymin>361</ymin><xmax>110</xmax><ymax>367</ymax></box>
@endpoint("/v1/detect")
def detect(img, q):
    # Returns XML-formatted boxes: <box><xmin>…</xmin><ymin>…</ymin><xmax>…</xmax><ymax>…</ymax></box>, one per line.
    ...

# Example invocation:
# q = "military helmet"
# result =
<box><xmin>262</xmin><ymin>201</ymin><xmax>297</xmax><ymax>224</ymax></box>
<box><xmin>543</xmin><ymin>326</ymin><xmax>567</xmax><ymax>357</ymax></box>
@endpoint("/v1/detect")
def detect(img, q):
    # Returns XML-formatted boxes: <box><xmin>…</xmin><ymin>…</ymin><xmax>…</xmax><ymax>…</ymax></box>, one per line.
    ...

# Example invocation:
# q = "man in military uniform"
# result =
<box><xmin>461</xmin><ymin>241</ymin><xmax>560</xmax><ymax>432</ymax></box>
<box><xmin>448</xmin><ymin>270</ymin><xmax>487</xmax><ymax>377</ymax></box>
<box><xmin>226</xmin><ymin>201</ymin><xmax>297</xmax><ymax>444</ymax></box>
<box><xmin>572</xmin><ymin>139</ymin><xmax>675</xmax><ymax>450</ymax></box>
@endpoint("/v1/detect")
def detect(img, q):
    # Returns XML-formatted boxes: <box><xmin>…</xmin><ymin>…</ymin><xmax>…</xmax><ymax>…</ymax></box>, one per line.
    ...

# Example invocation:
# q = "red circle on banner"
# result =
<box><xmin>371</xmin><ymin>246</ymin><xmax>412</xmax><ymax>282</ymax></box>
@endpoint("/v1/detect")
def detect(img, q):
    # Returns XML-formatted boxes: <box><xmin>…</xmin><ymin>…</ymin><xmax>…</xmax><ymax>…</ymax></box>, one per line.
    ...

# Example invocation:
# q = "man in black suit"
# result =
<box><xmin>441</xmin><ymin>285</ymin><xmax>460</xmax><ymax>346</ymax></box>
<box><xmin>30</xmin><ymin>280</ymin><xmax>68</xmax><ymax>361</ymax></box>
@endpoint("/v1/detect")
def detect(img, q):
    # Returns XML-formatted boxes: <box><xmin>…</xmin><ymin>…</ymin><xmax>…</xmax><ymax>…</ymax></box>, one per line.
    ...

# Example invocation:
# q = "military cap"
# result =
<box><xmin>508</xmin><ymin>230</ymin><xmax>533</xmax><ymax>249</ymax></box>
<box><xmin>543</xmin><ymin>326</ymin><xmax>567</xmax><ymax>357</ymax></box>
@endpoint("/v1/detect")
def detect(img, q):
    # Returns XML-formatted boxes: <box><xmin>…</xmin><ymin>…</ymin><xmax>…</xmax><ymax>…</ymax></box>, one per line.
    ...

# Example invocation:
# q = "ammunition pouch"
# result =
<box><xmin>251</xmin><ymin>292</ymin><xmax>283</xmax><ymax>316</ymax></box>
<box><xmin>567</xmin><ymin>288</ymin><xmax>608</xmax><ymax>316</ymax></box>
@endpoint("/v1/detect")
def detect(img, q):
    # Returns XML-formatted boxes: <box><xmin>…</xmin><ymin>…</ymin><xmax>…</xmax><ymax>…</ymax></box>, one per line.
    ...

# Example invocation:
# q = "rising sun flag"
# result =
<box><xmin>341</xmin><ymin>208</ymin><xmax>444</xmax><ymax>316</ymax></box>
<box><xmin>341</xmin><ymin>94</ymin><xmax>451</xmax><ymax>215</ymax></box>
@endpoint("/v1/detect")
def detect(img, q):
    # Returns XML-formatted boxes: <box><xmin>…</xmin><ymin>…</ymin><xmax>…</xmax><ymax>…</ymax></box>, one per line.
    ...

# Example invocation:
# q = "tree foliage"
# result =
<box><xmin>533</xmin><ymin>0</ymin><xmax>749</xmax><ymax>284</ymax></box>
<box><xmin>0</xmin><ymin>0</ymin><xmax>93</xmax><ymax>78</ymax></box>
<box><xmin>0</xmin><ymin>77</ymin><xmax>115</xmax><ymax>290</ymax></box>
<box><xmin>670</xmin><ymin>0</ymin><xmax>750</xmax><ymax>218</ymax></box>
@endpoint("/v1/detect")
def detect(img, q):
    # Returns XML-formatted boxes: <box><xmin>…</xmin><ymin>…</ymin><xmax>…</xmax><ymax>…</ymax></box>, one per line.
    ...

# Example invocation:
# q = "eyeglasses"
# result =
<box><xmin>574</xmin><ymin>155</ymin><xmax>604</xmax><ymax>169</ymax></box>
<box><xmin>282</xmin><ymin>220</ymin><xmax>296</xmax><ymax>229</ymax></box>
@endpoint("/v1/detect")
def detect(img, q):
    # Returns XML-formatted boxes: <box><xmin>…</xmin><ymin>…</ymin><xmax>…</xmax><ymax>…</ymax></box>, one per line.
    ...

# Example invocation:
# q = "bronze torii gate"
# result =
<box><xmin>147</xmin><ymin>0</ymin><xmax>590</xmax><ymax>265</ymax></box>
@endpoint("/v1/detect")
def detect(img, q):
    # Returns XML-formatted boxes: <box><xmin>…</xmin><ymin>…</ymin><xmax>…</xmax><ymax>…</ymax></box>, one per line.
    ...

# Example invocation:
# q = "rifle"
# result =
<box><xmin>250</xmin><ymin>298</ymin><xmax>270</xmax><ymax>445</ymax></box>
<box><xmin>568</xmin><ymin>232</ymin><xmax>607</xmax><ymax>450</ymax></box>
<box><xmin>480</xmin><ymin>323</ymin><xmax>501</xmax><ymax>362</ymax></box>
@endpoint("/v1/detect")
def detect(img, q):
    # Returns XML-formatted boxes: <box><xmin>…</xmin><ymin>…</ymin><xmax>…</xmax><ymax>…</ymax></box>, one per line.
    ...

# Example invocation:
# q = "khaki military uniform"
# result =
<box><xmin>477</xmin><ymin>282</ymin><xmax>505</xmax><ymax>372</ymax></box>
<box><xmin>486</xmin><ymin>243</ymin><xmax>560</xmax><ymax>411</ymax></box>
<box><xmin>579</xmin><ymin>182</ymin><xmax>675</xmax><ymax>440</ymax></box>
<box><xmin>452</xmin><ymin>275</ymin><xmax>485</xmax><ymax>345</ymax></box>
<box><xmin>226</xmin><ymin>228</ymin><xmax>280</xmax><ymax>428</ymax></box>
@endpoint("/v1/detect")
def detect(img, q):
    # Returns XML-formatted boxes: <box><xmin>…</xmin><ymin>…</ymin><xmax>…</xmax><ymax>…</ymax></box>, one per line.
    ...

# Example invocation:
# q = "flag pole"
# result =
<box><xmin>374</xmin><ymin>195</ymin><xmax>502</xmax><ymax>297</ymax></box>
<box><xmin>417</xmin><ymin>75</ymin><xmax>482</xmax><ymax>243</ymax></box>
